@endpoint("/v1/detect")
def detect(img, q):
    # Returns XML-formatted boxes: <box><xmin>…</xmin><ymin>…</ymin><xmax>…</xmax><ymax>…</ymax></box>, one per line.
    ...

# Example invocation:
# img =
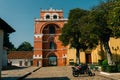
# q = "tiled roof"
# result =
<box><xmin>7</xmin><ymin>51</ymin><xmax>33</xmax><ymax>59</ymax></box>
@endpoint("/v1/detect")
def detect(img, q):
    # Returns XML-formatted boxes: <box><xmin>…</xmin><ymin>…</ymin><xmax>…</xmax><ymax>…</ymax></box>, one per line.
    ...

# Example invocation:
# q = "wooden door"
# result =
<box><xmin>86</xmin><ymin>54</ymin><xmax>92</xmax><ymax>63</ymax></box>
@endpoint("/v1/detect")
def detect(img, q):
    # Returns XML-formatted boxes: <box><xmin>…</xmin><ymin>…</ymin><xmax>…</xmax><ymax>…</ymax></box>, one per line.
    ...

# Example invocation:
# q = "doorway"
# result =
<box><xmin>86</xmin><ymin>53</ymin><xmax>92</xmax><ymax>63</ymax></box>
<box><xmin>48</xmin><ymin>55</ymin><xmax>57</xmax><ymax>66</ymax></box>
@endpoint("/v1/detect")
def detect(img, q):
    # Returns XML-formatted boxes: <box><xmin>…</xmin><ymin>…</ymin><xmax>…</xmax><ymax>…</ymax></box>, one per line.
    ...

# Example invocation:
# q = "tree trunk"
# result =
<box><xmin>103</xmin><ymin>41</ymin><xmax>114</xmax><ymax>65</ymax></box>
<box><xmin>76</xmin><ymin>48</ymin><xmax>80</xmax><ymax>64</ymax></box>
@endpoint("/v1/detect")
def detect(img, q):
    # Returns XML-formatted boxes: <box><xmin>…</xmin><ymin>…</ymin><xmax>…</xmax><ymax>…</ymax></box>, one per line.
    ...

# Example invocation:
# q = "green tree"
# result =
<box><xmin>90</xmin><ymin>1</ymin><xmax>116</xmax><ymax>65</ymax></box>
<box><xmin>79</xmin><ymin>14</ymin><xmax>99</xmax><ymax>49</ymax></box>
<box><xmin>16</xmin><ymin>41</ymin><xmax>33</xmax><ymax>51</ymax></box>
<box><xmin>3</xmin><ymin>32</ymin><xmax>15</xmax><ymax>50</ymax></box>
<box><xmin>109</xmin><ymin>0</ymin><xmax>120</xmax><ymax>37</ymax></box>
<box><xmin>59</xmin><ymin>8</ymin><xmax>98</xmax><ymax>64</ymax></box>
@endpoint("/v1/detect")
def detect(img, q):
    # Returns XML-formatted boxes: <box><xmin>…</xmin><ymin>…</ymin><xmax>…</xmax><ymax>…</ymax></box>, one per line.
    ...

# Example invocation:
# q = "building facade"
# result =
<box><xmin>8</xmin><ymin>51</ymin><xmax>33</xmax><ymax>67</ymax></box>
<box><xmin>0</xmin><ymin>18</ymin><xmax>15</xmax><ymax>78</ymax></box>
<box><xmin>67</xmin><ymin>37</ymin><xmax>120</xmax><ymax>65</ymax></box>
<box><xmin>33</xmin><ymin>8</ymin><xmax>68</xmax><ymax>67</ymax></box>
<box><xmin>33</xmin><ymin>8</ymin><xmax>120</xmax><ymax>67</ymax></box>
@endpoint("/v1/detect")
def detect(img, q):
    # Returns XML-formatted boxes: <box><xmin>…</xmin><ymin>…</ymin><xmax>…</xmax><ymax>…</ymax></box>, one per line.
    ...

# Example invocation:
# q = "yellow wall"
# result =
<box><xmin>109</xmin><ymin>38</ymin><xmax>120</xmax><ymax>62</ymax></box>
<box><xmin>67</xmin><ymin>48</ymin><xmax>76</xmax><ymax>65</ymax></box>
<box><xmin>67</xmin><ymin>37</ymin><xmax>120</xmax><ymax>65</ymax></box>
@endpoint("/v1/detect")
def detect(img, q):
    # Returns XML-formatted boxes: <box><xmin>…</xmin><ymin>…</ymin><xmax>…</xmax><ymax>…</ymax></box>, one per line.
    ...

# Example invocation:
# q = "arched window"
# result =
<box><xmin>53</xmin><ymin>15</ymin><xmax>57</xmax><ymax>19</ymax></box>
<box><xmin>49</xmin><ymin>25</ymin><xmax>55</xmax><ymax>34</ymax></box>
<box><xmin>50</xmin><ymin>41</ymin><xmax>55</xmax><ymax>49</ymax></box>
<box><xmin>46</xmin><ymin>15</ymin><xmax>50</xmax><ymax>19</ymax></box>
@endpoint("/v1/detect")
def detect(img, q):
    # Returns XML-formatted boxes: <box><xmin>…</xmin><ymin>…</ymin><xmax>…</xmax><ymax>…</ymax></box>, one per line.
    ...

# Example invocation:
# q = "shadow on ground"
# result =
<box><xmin>1</xmin><ymin>77</ymin><xmax>19</xmax><ymax>80</ymax></box>
<box><xmin>24</xmin><ymin>77</ymin><xmax>70</xmax><ymax>80</ymax></box>
<box><xmin>2</xmin><ymin>65</ymin><xmax>28</xmax><ymax>71</ymax></box>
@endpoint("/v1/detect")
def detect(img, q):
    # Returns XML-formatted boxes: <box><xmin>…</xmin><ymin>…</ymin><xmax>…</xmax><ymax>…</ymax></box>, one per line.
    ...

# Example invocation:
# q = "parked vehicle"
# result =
<box><xmin>71</xmin><ymin>64</ymin><xmax>95</xmax><ymax>77</ymax></box>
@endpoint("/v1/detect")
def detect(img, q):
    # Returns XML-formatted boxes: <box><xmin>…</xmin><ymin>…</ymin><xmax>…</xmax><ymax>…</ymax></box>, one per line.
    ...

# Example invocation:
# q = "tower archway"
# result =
<box><xmin>48</xmin><ymin>54</ymin><xmax>57</xmax><ymax>66</ymax></box>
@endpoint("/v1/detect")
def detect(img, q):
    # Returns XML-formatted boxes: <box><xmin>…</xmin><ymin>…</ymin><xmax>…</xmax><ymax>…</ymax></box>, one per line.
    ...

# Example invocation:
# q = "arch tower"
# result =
<box><xmin>33</xmin><ymin>8</ymin><xmax>68</xmax><ymax>67</ymax></box>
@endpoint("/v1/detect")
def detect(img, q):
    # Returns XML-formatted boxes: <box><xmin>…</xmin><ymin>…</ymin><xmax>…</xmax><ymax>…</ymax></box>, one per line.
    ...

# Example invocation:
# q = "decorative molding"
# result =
<box><xmin>35</xmin><ymin>18</ymin><xmax>68</xmax><ymax>21</ymax></box>
<box><xmin>41</xmin><ymin>7</ymin><xmax>63</xmax><ymax>12</ymax></box>
<box><xmin>62</xmin><ymin>54</ymin><xmax>67</xmax><ymax>58</ymax></box>
<box><xmin>34</xmin><ymin>34</ymin><xmax>43</xmax><ymax>38</ymax></box>
<box><xmin>33</xmin><ymin>54</ymin><xmax>42</xmax><ymax>59</ymax></box>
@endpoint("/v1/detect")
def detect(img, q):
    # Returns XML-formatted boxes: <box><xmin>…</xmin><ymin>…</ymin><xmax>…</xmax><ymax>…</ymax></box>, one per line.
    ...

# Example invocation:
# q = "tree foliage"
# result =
<box><xmin>60</xmin><ymin>0</ymin><xmax>120</xmax><ymax>65</ymax></box>
<box><xmin>16</xmin><ymin>41</ymin><xmax>33</xmax><ymax>51</ymax></box>
<box><xmin>90</xmin><ymin>1</ymin><xmax>114</xmax><ymax>65</ymax></box>
<box><xmin>109</xmin><ymin>0</ymin><xmax>120</xmax><ymax>37</ymax></box>
<box><xmin>59</xmin><ymin>8</ymin><xmax>98</xmax><ymax>64</ymax></box>
<box><xmin>3</xmin><ymin>32</ymin><xmax>15</xmax><ymax>50</ymax></box>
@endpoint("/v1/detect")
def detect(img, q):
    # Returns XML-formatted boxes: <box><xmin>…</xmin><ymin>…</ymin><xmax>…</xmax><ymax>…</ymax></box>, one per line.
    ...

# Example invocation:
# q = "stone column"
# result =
<box><xmin>0</xmin><ymin>29</ymin><xmax>4</xmax><ymax>79</ymax></box>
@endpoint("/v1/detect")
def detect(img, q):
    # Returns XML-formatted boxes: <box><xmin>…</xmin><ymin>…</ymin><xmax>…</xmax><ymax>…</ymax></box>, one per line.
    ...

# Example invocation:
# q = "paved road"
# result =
<box><xmin>24</xmin><ymin>66</ymin><xmax>113</xmax><ymax>80</ymax></box>
<box><xmin>1</xmin><ymin>67</ymin><xmax>39</xmax><ymax>80</ymax></box>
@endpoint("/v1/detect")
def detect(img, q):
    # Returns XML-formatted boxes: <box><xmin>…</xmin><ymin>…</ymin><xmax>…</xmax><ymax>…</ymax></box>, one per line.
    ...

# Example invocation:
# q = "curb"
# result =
<box><xmin>98</xmin><ymin>74</ymin><xmax>115</xmax><ymax>80</ymax></box>
<box><xmin>17</xmin><ymin>67</ymin><xmax>41</xmax><ymax>80</ymax></box>
<box><xmin>98</xmin><ymin>72</ymin><xmax>119</xmax><ymax>80</ymax></box>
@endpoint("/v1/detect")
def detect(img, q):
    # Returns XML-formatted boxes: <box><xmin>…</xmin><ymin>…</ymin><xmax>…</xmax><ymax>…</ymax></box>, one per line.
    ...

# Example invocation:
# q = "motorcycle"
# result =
<box><xmin>71</xmin><ymin>64</ymin><xmax>95</xmax><ymax>77</ymax></box>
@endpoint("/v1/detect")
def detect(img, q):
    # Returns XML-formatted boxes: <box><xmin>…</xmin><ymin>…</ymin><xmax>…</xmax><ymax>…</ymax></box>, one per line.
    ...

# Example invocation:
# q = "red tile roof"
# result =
<box><xmin>7</xmin><ymin>51</ymin><xmax>33</xmax><ymax>59</ymax></box>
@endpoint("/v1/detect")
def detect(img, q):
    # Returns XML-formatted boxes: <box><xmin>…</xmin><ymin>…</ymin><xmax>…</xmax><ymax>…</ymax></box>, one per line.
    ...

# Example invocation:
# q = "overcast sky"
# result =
<box><xmin>0</xmin><ymin>0</ymin><xmax>105</xmax><ymax>48</ymax></box>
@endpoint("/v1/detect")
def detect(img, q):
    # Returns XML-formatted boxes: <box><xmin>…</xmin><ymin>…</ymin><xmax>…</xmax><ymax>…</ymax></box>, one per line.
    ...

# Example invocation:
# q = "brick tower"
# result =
<box><xmin>33</xmin><ymin>8</ymin><xmax>68</xmax><ymax>67</ymax></box>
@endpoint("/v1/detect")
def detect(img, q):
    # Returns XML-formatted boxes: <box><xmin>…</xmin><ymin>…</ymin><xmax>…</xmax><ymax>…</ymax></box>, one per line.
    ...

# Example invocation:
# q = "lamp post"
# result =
<box><xmin>112</xmin><ymin>46</ymin><xmax>119</xmax><ymax>63</ymax></box>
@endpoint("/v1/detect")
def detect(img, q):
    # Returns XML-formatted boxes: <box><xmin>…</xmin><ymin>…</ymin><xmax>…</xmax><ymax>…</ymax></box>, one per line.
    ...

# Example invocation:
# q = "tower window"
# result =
<box><xmin>49</xmin><ymin>25</ymin><xmax>55</xmax><ymax>34</ymax></box>
<box><xmin>53</xmin><ymin>15</ymin><xmax>57</xmax><ymax>19</ymax></box>
<box><xmin>46</xmin><ymin>15</ymin><xmax>50</xmax><ymax>19</ymax></box>
<box><xmin>50</xmin><ymin>41</ymin><xmax>55</xmax><ymax>49</ymax></box>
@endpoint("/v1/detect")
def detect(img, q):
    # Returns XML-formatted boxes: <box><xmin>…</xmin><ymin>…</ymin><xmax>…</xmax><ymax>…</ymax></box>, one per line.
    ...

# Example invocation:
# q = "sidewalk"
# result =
<box><xmin>98</xmin><ymin>71</ymin><xmax>120</xmax><ymax>80</ymax></box>
<box><xmin>1</xmin><ymin>66</ymin><xmax>40</xmax><ymax>80</ymax></box>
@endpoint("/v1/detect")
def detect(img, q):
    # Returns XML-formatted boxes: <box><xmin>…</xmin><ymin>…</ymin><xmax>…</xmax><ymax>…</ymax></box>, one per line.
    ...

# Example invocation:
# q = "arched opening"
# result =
<box><xmin>50</xmin><ymin>41</ymin><xmax>55</xmax><ymax>49</ymax></box>
<box><xmin>53</xmin><ymin>15</ymin><xmax>57</xmax><ymax>19</ymax></box>
<box><xmin>49</xmin><ymin>25</ymin><xmax>55</xmax><ymax>34</ymax></box>
<box><xmin>48</xmin><ymin>55</ymin><xmax>57</xmax><ymax>66</ymax></box>
<box><xmin>46</xmin><ymin>15</ymin><xmax>50</xmax><ymax>19</ymax></box>
<box><xmin>41</xmin><ymin>23</ymin><xmax>61</xmax><ymax>34</ymax></box>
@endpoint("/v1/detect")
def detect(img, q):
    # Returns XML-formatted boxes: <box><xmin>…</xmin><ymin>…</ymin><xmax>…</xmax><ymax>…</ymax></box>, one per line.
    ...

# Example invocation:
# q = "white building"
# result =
<box><xmin>0</xmin><ymin>18</ymin><xmax>15</xmax><ymax>78</ymax></box>
<box><xmin>8</xmin><ymin>51</ymin><xmax>33</xmax><ymax>67</ymax></box>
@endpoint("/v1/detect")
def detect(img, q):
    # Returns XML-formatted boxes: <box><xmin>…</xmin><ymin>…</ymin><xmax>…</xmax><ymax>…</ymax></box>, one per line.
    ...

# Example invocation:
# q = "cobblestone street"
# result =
<box><xmin>24</xmin><ymin>66</ymin><xmax>113</xmax><ymax>80</ymax></box>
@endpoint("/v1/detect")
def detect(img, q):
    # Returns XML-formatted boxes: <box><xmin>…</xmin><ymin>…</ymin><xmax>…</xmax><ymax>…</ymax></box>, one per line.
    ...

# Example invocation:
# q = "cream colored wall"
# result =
<box><xmin>90</xmin><ymin>37</ymin><xmax>120</xmax><ymax>63</ymax></box>
<box><xmin>67</xmin><ymin>48</ymin><xmax>76</xmax><ymax>65</ymax></box>
<box><xmin>67</xmin><ymin>47</ymin><xmax>102</xmax><ymax>64</ymax></box>
<box><xmin>80</xmin><ymin>52</ymin><xmax>86</xmax><ymax>63</ymax></box>
<box><xmin>67</xmin><ymin>47</ymin><xmax>86</xmax><ymax>65</ymax></box>
<box><xmin>67</xmin><ymin>37</ymin><xmax>120</xmax><ymax>65</ymax></box>
<box><xmin>91</xmin><ymin>47</ymin><xmax>101</xmax><ymax>63</ymax></box>
<box><xmin>109</xmin><ymin>37</ymin><xmax>120</xmax><ymax>62</ymax></box>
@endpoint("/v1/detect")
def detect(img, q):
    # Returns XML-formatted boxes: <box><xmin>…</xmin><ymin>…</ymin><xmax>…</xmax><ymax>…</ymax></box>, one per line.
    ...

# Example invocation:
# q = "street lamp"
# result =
<box><xmin>112</xmin><ymin>46</ymin><xmax>119</xmax><ymax>63</ymax></box>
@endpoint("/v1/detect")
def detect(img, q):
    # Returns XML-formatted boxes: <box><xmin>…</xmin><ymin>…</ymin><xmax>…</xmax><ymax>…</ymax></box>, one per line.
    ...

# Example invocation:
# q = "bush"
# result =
<box><xmin>107</xmin><ymin>65</ymin><xmax>117</xmax><ymax>73</ymax></box>
<box><xmin>117</xmin><ymin>64</ymin><xmax>120</xmax><ymax>72</ymax></box>
<box><xmin>102</xmin><ymin>65</ymin><xmax>118</xmax><ymax>72</ymax></box>
<box><xmin>102</xmin><ymin>65</ymin><xmax>107</xmax><ymax>72</ymax></box>
<box><xmin>98</xmin><ymin>60</ymin><xmax>103</xmax><ymax>66</ymax></box>
<box><xmin>102</xmin><ymin>59</ymin><xmax>108</xmax><ymax>66</ymax></box>
<box><xmin>101</xmin><ymin>59</ymin><xmax>120</xmax><ymax>72</ymax></box>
